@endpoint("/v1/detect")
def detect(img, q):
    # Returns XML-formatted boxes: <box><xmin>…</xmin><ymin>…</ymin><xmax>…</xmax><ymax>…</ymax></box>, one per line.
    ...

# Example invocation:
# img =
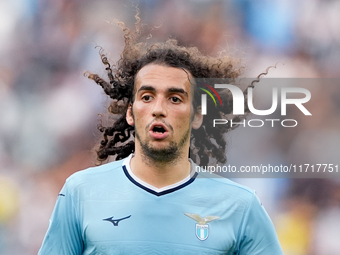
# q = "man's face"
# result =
<box><xmin>126</xmin><ymin>63</ymin><xmax>202</xmax><ymax>163</ymax></box>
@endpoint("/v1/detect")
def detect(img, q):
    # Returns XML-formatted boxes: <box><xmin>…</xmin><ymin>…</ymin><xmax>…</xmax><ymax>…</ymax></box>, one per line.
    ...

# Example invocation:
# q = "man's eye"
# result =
<box><xmin>142</xmin><ymin>95</ymin><xmax>152</xmax><ymax>102</ymax></box>
<box><xmin>170</xmin><ymin>97</ymin><xmax>181</xmax><ymax>103</ymax></box>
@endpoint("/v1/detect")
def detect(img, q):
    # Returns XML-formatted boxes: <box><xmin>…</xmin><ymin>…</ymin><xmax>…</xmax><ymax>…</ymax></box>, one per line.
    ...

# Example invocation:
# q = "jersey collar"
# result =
<box><xmin>122</xmin><ymin>154</ymin><xmax>198</xmax><ymax>196</ymax></box>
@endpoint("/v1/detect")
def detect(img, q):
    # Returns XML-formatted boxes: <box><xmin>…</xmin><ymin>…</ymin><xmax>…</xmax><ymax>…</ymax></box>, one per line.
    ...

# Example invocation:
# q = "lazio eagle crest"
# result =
<box><xmin>184</xmin><ymin>213</ymin><xmax>220</xmax><ymax>241</ymax></box>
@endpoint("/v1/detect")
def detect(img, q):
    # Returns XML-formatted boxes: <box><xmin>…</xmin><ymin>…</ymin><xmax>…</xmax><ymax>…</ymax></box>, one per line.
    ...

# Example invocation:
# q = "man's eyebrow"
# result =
<box><xmin>137</xmin><ymin>85</ymin><xmax>156</xmax><ymax>93</ymax></box>
<box><xmin>168</xmin><ymin>88</ymin><xmax>188</xmax><ymax>97</ymax></box>
<box><xmin>137</xmin><ymin>86</ymin><xmax>189</xmax><ymax>97</ymax></box>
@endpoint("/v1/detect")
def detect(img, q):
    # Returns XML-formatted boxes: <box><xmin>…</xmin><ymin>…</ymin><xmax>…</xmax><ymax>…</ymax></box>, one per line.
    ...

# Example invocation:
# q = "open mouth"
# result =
<box><xmin>149</xmin><ymin>123</ymin><xmax>169</xmax><ymax>139</ymax></box>
<box><xmin>152</xmin><ymin>126</ymin><xmax>166</xmax><ymax>134</ymax></box>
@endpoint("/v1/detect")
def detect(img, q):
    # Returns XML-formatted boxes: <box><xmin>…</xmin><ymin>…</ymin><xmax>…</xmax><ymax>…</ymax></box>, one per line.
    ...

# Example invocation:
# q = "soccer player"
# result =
<box><xmin>38</xmin><ymin>24</ymin><xmax>283</xmax><ymax>254</ymax></box>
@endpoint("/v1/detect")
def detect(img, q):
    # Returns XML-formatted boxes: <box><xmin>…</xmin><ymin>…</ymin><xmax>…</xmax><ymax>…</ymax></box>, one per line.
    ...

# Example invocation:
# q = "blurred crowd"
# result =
<box><xmin>0</xmin><ymin>0</ymin><xmax>340</xmax><ymax>254</ymax></box>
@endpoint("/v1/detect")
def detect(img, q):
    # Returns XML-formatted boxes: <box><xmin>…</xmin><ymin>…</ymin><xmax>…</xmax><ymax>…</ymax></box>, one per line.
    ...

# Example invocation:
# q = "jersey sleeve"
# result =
<box><xmin>38</xmin><ymin>180</ymin><xmax>83</xmax><ymax>255</ymax></box>
<box><xmin>237</xmin><ymin>192</ymin><xmax>284</xmax><ymax>255</ymax></box>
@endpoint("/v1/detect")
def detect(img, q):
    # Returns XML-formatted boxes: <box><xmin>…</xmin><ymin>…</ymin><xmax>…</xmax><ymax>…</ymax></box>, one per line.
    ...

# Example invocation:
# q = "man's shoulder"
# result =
<box><xmin>195</xmin><ymin>171</ymin><xmax>256</xmax><ymax>200</ymax></box>
<box><xmin>65</xmin><ymin>158</ymin><xmax>125</xmax><ymax>187</ymax></box>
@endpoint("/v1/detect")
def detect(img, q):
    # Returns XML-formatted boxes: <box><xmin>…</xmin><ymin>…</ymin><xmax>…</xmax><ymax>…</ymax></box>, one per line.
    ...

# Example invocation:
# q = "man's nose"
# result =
<box><xmin>152</xmin><ymin>97</ymin><xmax>167</xmax><ymax>118</ymax></box>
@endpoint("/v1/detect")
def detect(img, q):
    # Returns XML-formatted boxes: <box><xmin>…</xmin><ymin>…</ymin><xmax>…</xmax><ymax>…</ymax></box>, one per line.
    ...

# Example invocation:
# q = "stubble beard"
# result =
<box><xmin>135</xmin><ymin>127</ymin><xmax>190</xmax><ymax>165</ymax></box>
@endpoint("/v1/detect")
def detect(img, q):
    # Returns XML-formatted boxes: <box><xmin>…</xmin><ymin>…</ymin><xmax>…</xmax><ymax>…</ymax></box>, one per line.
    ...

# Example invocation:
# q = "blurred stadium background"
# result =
<box><xmin>1</xmin><ymin>0</ymin><xmax>340</xmax><ymax>254</ymax></box>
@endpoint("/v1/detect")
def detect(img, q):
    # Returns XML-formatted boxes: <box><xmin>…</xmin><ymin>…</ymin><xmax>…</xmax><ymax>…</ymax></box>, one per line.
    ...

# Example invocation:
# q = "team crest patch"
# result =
<box><xmin>184</xmin><ymin>213</ymin><xmax>220</xmax><ymax>241</ymax></box>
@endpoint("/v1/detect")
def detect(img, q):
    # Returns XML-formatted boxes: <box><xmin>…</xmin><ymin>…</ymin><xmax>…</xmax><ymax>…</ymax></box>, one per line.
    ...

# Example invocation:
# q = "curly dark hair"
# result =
<box><xmin>86</xmin><ymin>21</ymin><xmax>259</xmax><ymax>166</ymax></box>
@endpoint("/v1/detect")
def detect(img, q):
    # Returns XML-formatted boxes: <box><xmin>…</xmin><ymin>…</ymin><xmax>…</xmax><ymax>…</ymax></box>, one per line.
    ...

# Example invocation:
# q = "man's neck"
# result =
<box><xmin>130</xmin><ymin>151</ymin><xmax>191</xmax><ymax>189</ymax></box>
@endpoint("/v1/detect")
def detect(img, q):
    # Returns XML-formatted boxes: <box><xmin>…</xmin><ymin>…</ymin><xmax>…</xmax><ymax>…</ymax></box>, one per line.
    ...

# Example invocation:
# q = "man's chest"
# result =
<box><xmin>80</xmin><ymin>196</ymin><xmax>242</xmax><ymax>255</ymax></box>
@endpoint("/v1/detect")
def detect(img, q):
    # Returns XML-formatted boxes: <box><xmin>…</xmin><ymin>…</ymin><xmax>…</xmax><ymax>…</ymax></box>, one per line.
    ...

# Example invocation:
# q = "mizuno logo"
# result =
<box><xmin>103</xmin><ymin>215</ymin><xmax>131</xmax><ymax>226</ymax></box>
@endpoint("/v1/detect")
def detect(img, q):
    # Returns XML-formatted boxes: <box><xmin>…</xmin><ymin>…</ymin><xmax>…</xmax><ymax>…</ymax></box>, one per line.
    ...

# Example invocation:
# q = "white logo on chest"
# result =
<box><xmin>184</xmin><ymin>213</ymin><xmax>220</xmax><ymax>241</ymax></box>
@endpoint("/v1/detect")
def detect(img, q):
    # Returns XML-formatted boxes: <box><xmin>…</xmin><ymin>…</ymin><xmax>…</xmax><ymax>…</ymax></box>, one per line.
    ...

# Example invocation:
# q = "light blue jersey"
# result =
<box><xmin>39</xmin><ymin>155</ymin><xmax>283</xmax><ymax>255</ymax></box>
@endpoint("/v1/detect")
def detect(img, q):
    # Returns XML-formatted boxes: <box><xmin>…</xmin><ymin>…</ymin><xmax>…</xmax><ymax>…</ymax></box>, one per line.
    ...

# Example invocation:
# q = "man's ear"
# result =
<box><xmin>126</xmin><ymin>105</ymin><xmax>134</xmax><ymax>126</ymax></box>
<box><xmin>192</xmin><ymin>106</ymin><xmax>203</xmax><ymax>130</ymax></box>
